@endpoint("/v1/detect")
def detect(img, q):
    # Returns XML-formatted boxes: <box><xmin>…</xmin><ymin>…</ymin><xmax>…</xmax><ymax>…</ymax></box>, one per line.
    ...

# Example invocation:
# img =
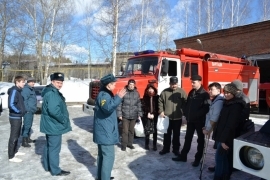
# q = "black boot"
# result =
<box><xmin>22</xmin><ymin>137</ymin><xmax>31</xmax><ymax>147</ymax></box>
<box><xmin>27</xmin><ymin>137</ymin><xmax>35</xmax><ymax>143</ymax></box>
<box><xmin>153</xmin><ymin>133</ymin><xmax>157</xmax><ymax>151</ymax></box>
<box><xmin>145</xmin><ymin>135</ymin><xmax>149</xmax><ymax>150</ymax></box>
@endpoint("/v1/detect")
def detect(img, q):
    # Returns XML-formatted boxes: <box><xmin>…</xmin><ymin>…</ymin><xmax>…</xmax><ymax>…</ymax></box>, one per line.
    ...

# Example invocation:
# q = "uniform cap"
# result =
<box><xmin>223</xmin><ymin>83</ymin><xmax>238</xmax><ymax>96</ymax></box>
<box><xmin>100</xmin><ymin>74</ymin><xmax>117</xmax><ymax>86</ymax></box>
<box><xmin>50</xmin><ymin>72</ymin><xmax>64</xmax><ymax>81</ymax></box>
<box><xmin>190</xmin><ymin>75</ymin><xmax>202</xmax><ymax>81</ymax></box>
<box><xmin>170</xmin><ymin>76</ymin><xmax>178</xmax><ymax>84</ymax></box>
<box><xmin>27</xmin><ymin>77</ymin><xmax>36</xmax><ymax>83</ymax></box>
<box><xmin>231</xmin><ymin>79</ymin><xmax>243</xmax><ymax>91</ymax></box>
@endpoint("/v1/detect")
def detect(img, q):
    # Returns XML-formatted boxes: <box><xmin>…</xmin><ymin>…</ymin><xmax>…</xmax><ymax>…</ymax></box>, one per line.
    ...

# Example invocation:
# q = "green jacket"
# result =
<box><xmin>40</xmin><ymin>84</ymin><xmax>71</xmax><ymax>135</ymax></box>
<box><xmin>158</xmin><ymin>87</ymin><xmax>187</xmax><ymax>120</ymax></box>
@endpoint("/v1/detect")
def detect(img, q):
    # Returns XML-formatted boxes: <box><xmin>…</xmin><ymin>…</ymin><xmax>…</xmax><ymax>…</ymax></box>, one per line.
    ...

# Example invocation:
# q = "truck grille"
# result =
<box><xmin>237</xmin><ymin>131</ymin><xmax>270</xmax><ymax>147</ymax></box>
<box><xmin>90</xmin><ymin>81</ymin><xmax>101</xmax><ymax>99</ymax></box>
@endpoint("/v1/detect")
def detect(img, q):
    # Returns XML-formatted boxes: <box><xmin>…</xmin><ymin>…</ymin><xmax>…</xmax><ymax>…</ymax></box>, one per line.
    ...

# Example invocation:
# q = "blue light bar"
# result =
<box><xmin>134</xmin><ymin>50</ymin><xmax>155</xmax><ymax>56</ymax></box>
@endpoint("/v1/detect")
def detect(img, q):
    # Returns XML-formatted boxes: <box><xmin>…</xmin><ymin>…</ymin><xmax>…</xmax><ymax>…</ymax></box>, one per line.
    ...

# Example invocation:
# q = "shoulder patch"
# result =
<box><xmin>101</xmin><ymin>99</ymin><xmax>106</xmax><ymax>106</ymax></box>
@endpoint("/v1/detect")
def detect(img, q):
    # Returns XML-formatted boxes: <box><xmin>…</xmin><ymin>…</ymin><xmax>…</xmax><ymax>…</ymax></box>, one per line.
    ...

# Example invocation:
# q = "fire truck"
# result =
<box><xmin>82</xmin><ymin>48</ymin><xmax>270</xmax><ymax>179</ymax></box>
<box><xmin>83</xmin><ymin>48</ymin><xmax>259</xmax><ymax>113</ymax></box>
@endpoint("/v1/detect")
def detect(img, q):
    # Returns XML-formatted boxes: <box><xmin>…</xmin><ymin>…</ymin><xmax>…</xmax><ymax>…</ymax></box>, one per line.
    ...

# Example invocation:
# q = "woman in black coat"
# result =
<box><xmin>142</xmin><ymin>83</ymin><xmax>159</xmax><ymax>151</ymax></box>
<box><xmin>213</xmin><ymin>83</ymin><xmax>245</xmax><ymax>180</ymax></box>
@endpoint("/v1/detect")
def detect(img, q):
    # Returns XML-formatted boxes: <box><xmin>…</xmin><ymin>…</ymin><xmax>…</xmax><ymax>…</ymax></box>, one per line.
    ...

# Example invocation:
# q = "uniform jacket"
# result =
<box><xmin>93</xmin><ymin>87</ymin><xmax>122</xmax><ymax>145</ymax></box>
<box><xmin>158</xmin><ymin>87</ymin><xmax>187</xmax><ymax>120</ymax></box>
<box><xmin>21</xmin><ymin>84</ymin><xmax>37</xmax><ymax>113</ymax></box>
<box><xmin>40</xmin><ymin>84</ymin><xmax>71</xmax><ymax>135</ymax></box>
<box><xmin>205</xmin><ymin>94</ymin><xmax>224</xmax><ymax>131</ymax></box>
<box><xmin>213</xmin><ymin>97</ymin><xmax>245</xmax><ymax>147</ymax></box>
<box><xmin>8</xmin><ymin>86</ymin><xmax>26</xmax><ymax>118</ymax></box>
<box><xmin>117</xmin><ymin>86</ymin><xmax>142</xmax><ymax>119</ymax></box>
<box><xmin>184</xmin><ymin>86</ymin><xmax>210</xmax><ymax>122</ymax></box>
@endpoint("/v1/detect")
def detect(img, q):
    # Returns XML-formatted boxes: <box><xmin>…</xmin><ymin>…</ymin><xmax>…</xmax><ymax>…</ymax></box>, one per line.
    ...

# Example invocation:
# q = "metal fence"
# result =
<box><xmin>0</xmin><ymin>67</ymin><xmax>112</xmax><ymax>83</ymax></box>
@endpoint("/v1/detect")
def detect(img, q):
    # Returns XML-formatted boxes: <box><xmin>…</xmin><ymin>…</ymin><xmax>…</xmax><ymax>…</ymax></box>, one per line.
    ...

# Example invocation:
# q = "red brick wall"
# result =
<box><xmin>174</xmin><ymin>20</ymin><xmax>270</xmax><ymax>57</ymax></box>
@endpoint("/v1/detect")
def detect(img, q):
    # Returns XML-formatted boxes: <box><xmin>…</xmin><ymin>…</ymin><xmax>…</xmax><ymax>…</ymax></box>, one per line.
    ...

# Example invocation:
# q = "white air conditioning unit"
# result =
<box><xmin>233</xmin><ymin>131</ymin><xmax>270</xmax><ymax>180</ymax></box>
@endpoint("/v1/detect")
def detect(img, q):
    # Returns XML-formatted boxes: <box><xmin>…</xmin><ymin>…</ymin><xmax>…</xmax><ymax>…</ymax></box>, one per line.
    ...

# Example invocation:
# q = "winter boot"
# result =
<box><xmin>145</xmin><ymin>135</ymin><xmax>149</xmax><ymax>150</ymax></box>
<box><xmin>22</xmin><ymin>137</ymin><xmax>31</xmax><ymax>147</ymax></box>
<box><xmin>153</xmin><ymin>141</ymin><xmax>157</xmax><ymax>151</ymax></box>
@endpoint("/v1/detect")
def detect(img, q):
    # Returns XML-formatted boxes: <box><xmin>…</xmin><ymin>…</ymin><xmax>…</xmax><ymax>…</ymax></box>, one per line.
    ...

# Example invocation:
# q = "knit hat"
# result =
<box><xmin>50</xmin><ymin>72</ymin><xmax>64</xmax><ymax>81</ymax></box>
<box><xmin>27</xmin><ymin>77</ymin><xmax>36</xmax><ymax>83</ymax></box>
<box><xmin>190</xmin><ymin>75</ymin><xmax>202</xmax><ymax>81</ymax></box>
<box><xmin>128</xmin><ymin>79</ymin><xmax>136</xmax><ymax>84</ymax></box>
<box><xmin>223</xmin><ymin>83</ymin><xmax>238</xmax><ymax>96</ymax></box>
<box><xmin>170</xmin><ymin>76</ymin><xmax>178</xmax><ymax>84</ymax></box>
<box><xmin>231</xmin><ymin>79</ymin><xmax>243</xmax><ymax>91</ymax></box>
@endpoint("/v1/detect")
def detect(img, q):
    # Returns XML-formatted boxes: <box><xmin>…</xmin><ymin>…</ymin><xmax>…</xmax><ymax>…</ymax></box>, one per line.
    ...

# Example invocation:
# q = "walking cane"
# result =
<box><xmin>199</xmin><ymin>134</ymin><xmax>210</xmax><ymax>180</ymax></box>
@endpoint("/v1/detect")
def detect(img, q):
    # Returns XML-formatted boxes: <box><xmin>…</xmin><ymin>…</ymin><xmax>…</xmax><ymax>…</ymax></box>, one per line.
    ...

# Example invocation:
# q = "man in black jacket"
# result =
<box><xmin>172</xmin><ymin>75</ymin><xmax>210</xmax><ymax>167</ymax></box>
<box><xmin>117</xmin><ymin>79</ymin><xmax>142</xmax><ymax>151</ymax></box>
<box><xmin>7</xmin><ymin>76</ymin><xmax>26</xmax><ymax>163</ymax></box>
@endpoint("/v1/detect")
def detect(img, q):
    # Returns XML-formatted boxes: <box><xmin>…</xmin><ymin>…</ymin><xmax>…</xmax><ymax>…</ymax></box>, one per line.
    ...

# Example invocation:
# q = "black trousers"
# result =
<box><xmin>145</xmin><ymin>118</ymin><xmax>158</xmax><ymax>146</ymax></box>
<box><xmin>163</xmin><ymin>119</ymin><xmax>182</xmax><ymax>152</ymax></box>
<box><xmin>180</xmin><ymin>121</ymin><xmax>205</xmax><ymax>161</ymax></box>
<box><xmin>121</xmin><ymin>118</ymin><xmax>136</xmax><ymax>147</ymax></box>
<box><xmin>8</xmin><ymin>118</ymin><xmax>22</xmax><ymax>159</ymax></box>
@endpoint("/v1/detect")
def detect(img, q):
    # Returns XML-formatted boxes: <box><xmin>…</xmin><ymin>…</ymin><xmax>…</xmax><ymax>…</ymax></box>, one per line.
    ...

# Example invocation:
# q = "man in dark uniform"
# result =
<box><xmin>172</xmin><ymin>75</ymin><xmax>210</xmax><ymax>167</ymax></box>
<box><xmin>21</xmin><ymin>77</ymin><xmax>37</xmax><ymax>147</ymax></box>
<box><xmin>40</xmin><ymin>72</ymin><xmax>72</xmax><ymax>176</ymax></box>
<box><xmin>93</xmin><ymin>74</ymin><xmax>126</xmax><ymax>180</ymax></box>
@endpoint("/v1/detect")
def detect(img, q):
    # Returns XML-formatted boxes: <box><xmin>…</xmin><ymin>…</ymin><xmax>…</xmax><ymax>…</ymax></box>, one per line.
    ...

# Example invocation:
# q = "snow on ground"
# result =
<box><xmin>0</xmin><ymin>106</ymin><xmax>265</xmax><ymax>180</ymax></box>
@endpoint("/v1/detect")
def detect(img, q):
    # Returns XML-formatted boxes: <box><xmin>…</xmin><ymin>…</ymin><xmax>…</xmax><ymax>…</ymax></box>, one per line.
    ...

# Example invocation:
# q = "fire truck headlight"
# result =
<box><xmin>245</xmin><ymin>147</ymin><xmax>264</xmax><ymax>169</ymax></box>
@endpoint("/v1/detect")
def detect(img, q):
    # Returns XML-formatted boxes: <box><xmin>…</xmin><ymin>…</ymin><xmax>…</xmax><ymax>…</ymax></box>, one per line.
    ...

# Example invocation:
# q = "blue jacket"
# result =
<box><xmin>21</xmin><ymin>84</ymin><xmax>37</xmax><ymax>113</ymax></box>
<box><xmin>40</xmin><ymin>84</ymin><xmax>71</xmax><ymax>135</ymax></box>
<box><xmin>205</xmin><ymin>94</ymin><xmax>224</xmax><ymax>131</ymax></box>
<box><xmin>8</xmin><ymin>86</ymin><xmax>26</xmax><ymax>118</ymax></box>
<box><xmin>93</xmin><ymin>87</ymin><xmax>122</xmax><ymax>145</ymax></box>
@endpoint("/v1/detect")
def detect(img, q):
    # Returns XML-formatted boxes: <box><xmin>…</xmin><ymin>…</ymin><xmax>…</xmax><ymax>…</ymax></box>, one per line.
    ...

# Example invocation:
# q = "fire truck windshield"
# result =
<box><xmin>123</xmin><ymin>57</ymin><xmax>158</xmax><ymax>76</ymax></box>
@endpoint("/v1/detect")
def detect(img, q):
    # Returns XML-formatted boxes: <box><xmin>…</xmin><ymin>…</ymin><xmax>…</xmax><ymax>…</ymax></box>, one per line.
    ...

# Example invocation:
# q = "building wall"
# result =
<box><xmin>174</xmin><ymin>20</ymin><xmax>270</xmax><ymax>57</ymax></box>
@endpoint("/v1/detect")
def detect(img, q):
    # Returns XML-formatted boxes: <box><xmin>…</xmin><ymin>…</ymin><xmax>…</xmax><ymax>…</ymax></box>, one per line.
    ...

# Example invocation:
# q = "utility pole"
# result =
<box><xmin>112</xmin><ymin>0</ymin><xmax>119</xmax><ymax>76</ymax></box>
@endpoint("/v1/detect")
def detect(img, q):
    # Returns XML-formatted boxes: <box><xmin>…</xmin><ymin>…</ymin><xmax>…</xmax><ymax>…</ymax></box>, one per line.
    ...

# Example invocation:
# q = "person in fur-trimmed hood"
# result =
<box><xmin>213</xmin><ymin>83</ymin><xmax>245</xmax><ymax>180</ymax></box>
<box><xmin>142</xmin><ymin>83</ymin><xmax>159</xmax><ymax>151</ymax></box>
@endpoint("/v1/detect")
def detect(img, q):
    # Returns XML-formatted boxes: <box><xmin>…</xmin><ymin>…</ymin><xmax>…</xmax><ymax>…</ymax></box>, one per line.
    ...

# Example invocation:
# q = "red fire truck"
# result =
<box><xmin>83</xmin><ymin>48</ymin><xmax>259</xmax><ymax>114</ymax></box>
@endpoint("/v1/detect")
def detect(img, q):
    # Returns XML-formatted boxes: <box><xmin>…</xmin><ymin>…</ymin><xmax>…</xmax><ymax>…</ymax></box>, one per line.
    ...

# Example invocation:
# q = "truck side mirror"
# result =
<box><xmin>161</xmin><ymin>59</ymin><xmax>169</xmax><ymax>76</ymax></box>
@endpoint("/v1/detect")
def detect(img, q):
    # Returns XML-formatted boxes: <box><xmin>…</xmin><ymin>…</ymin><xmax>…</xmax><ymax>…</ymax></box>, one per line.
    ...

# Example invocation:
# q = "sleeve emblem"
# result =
<box><xmin>101</xmin><ymin>99</ymin><xmax>106</xmax><ymax>106</ymax></box>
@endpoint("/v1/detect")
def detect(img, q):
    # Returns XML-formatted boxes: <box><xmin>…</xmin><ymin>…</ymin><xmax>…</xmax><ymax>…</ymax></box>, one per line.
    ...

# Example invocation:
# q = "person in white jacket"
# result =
<box><xmin>203</xmin><ymin>82</ymin><xmax>224</xmax><ymax>136</ymax></box>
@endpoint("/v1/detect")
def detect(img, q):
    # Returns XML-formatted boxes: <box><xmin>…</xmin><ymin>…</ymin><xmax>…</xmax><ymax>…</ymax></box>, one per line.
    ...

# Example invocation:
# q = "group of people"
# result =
<box><xmin>7</xmin><ymin>73</ymin><xmax>72</xmax><ymax>176</ymax></box>
<box><xmin>93</xmin><ymin>73</ymin><xmax>250</xmax><ymax>180</ymax></box>
<box><xmin>6</xmin><ymin>71</ymin><xmax>249</xmax><ymax>179</ymax></box>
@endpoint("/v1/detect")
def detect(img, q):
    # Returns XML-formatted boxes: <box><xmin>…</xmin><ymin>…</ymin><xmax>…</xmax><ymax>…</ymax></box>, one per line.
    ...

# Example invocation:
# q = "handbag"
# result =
<box><xmin>157</xmin><ymin>115</ymin><xmax>169</xmax><ymax>133</ymax></box>
<box><xmin>134</xmin><ymin>118</ymin><xmax>145</xmax><ymax>137</ymax></box>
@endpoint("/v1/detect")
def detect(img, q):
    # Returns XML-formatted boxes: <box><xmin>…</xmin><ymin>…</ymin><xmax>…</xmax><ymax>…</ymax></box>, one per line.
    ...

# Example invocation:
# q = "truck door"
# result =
<box><xmin>158</xmin><ymin>58</ymin><xmax>181</xmax><ymax>95</ymax></box>
<box><xmin>181</xmin><ymin>61</ymin><xmax>199</xmax><ymax>93</ymax></box>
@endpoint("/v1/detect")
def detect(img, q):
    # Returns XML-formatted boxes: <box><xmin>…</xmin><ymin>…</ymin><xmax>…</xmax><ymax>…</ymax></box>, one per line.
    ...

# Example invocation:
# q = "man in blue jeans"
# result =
<box><xmin>8</xmin><ymin>76</ymin><xmax>26</xmax><ymax>162</ymax></box>
<box><xmin>93</xmin><ymin>74</ymin><xmax>126</xmax><ymax>180</ymax></box>
<box><xmin>21</xmin><ymin>77</ymin><xmax>37</xmax><ymax>147</ymax></box>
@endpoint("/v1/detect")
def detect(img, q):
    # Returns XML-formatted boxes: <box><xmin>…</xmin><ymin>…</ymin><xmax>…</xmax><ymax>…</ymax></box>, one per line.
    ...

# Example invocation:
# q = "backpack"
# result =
<box><xmin>240</xmin><ymin>119</ymin><xmax>255</xmax><ymax>135</ymax></box>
